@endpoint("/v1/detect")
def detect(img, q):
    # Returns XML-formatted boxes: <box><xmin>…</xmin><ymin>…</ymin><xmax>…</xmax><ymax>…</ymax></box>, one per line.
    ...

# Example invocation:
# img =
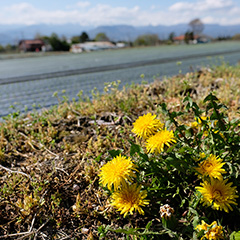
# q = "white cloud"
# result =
<box><xmin>150</xmin><ymin>5</ymin><xmax>156</xmax><ymax>10</ymax></box>
<box><xmin>169</xmin><ymin>0</ymin><xmax>233</xmax><ymax>12</ymax></box>
<box><xmin>76</xmin><ymin>1</ymin><xmax>91</xmax><ymax>8</ymax></box>
<box><xmin>0</xmin><ymin>1</ymin><xmax>240</xmax><ymax>26</ymax></box>
<box><xmin>168</xmin><ymin>0</ymin><xmax>240</xmax><ymax>25</ymax></box>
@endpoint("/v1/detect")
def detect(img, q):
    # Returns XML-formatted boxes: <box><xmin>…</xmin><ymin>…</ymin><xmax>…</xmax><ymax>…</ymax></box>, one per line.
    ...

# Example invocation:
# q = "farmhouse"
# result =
<box><xmin>70</xmin><ymin>41</ymin><xmax>116</xmax><ymax>53</ymax></box>
<box><xmin>19</xmin><ymin>39</ymin><xmax>45</xmax><ymax>52</ymax></box>
<box><xmin>173</xmin><ymin>34</ymin><xmax>212</xmax><ymax>44</ymax></box>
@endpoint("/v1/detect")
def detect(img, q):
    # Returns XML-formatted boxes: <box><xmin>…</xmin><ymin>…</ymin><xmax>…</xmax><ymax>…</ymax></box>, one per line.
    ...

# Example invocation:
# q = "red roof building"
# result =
<box><xmin>173</xmin><ymin>35</ymin><xmax>185</xmax><ymax>41</ymax></box>
<box><xmin>19</xmin><ymin>39</ymin><xmax>45</xmax><ymax>52</ymax></box>
<box><xmin>173</xmin><ymin>34</ymin><xmax>212</xmax><ymax>44</ymax></box>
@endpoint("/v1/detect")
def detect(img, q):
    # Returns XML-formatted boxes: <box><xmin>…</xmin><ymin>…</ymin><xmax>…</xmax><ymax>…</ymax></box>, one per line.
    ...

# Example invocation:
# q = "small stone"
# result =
<box><xmin>73</xmin><ymin>184</ymin><xmax>80</xmax><ymax>191</ymax></box>
<box><xmin>81</xmin><ymin>227</ymin><xmax>89</xmax><ymax>234</ymax></box>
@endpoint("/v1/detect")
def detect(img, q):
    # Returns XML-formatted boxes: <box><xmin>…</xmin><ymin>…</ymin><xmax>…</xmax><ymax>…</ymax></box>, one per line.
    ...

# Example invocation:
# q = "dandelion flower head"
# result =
<box><xmin>190</xmin><ymin>116</ymin><xmax>209</xmax><ymax>129</ymax></box>
<box><xmin>205</xmin><ymin>223</ymin><xmax>224</xmax><ymax>240</ymax></box>
<box><xmin>196</xmin><ymin>220</ymin><xmax>209</xmax><ymax>232</ymax></box>
<box><xmin>196</xmin><ymin>179</ymin><xmax>238</xmax><ymax>212</ymax></box>
<box><xmin>99</xmin><ymin>154</ymin><xmax>137</xmax><ymax>190</ymax></box>
<box><xmin>146</xmin><ymin>129</ymin><xmax>176</xmax><ymax>154</ymax></box>
<box><xmin>195</xmin><ymin>154</ymin><xmax>226</xmax><ymax>180</ymax></box>
<box><xmin>111</xmin><ymin>182</ymin><xmax>149</xmax><ymax>217</ymax></box>
<box><xmin>197</xmin><ymin>116</ymin><xmax>209</xmax><ymax>126</ymax></box>
<box><xmin>199</xmin><ymin>152</ymin><xmax>206</xmax><ymax>159</ymax></box>
<box><xmin>196</xmin><ymin>220</ymin><xmax>224</xmax><ymax>240</ymax></box>
<box><xmin>189</xmin><ymin>121</ymin><xmax>199</xmax><ymax>129</ymax></box>
<box><xmin>132</xmin><ymin>113</ymin><xmax>163</xmax><ymax>139</ymax></box>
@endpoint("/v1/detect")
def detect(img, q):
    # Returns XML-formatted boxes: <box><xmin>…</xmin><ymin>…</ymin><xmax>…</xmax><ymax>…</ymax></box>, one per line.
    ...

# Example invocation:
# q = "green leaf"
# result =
<box><xmin>95</xmin><ymin>153</ymin><xmax>103</xmax><ymax>162</ymax></box>
<box><xmin>160</xmin><ymin>102</ymin><xmax>168</xmax><ymax>114</ymax></box>
<box><xmin>230</xmin><ymin>231</ymin><xmax>240</xmax><ymax>240</ymax></box>
<box><xmin>110</xmin><ymin>227</ymin><xmax>141</xmax><ymax>235</ymax></box>
<box><xmin>109</xmin><ymin>227</ymin><xmax>168</xmax><ymax>236</ymax></box>
<box><xmin>145</xmin><ymin>221</ymin><xmax>152</xmax><ymax>230</ymax></box>
<box><xmin>183</xmin><ymin>95</ymin><xmax>193</xmax><ymax>105</ymax></box>
<box><xmin>130</xmin><ymin>143</ymin><xmax>141</xmax><ymax>156</ymax></box>
<box><xmin>204</xmin><ymin>93</ymin><xmax>219</xmax><ymax>103</ymax></box>
<box><xmin>170</xmin><ymin>111</ymin><xmax>184</xmax><ymax>118</ymax></box>
<box><xmin>108</xmin><ymin>149</ymin><xmax>122</xmax><ymax>158</ymax></box>
<box><xmin>140</xmin><ymin>152</ymin><xmax>149</xmax><ymax>160</ymax></box>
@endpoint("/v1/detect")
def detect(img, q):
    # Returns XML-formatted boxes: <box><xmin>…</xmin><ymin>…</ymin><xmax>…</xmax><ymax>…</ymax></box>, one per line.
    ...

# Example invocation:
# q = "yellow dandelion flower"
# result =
<box><xmin>205</xmin><ymin>222</ymin><xmax>224</xmax><ymax>240</ymax></box>
<box><xmin>145</xmin><ymin>129</ymin><xmax>176</xmax><ymax>154</ymax></box>
<box><xmin>196</xmin><ymin>179</ymin><xmax>238</xmax><ymax>212</ymax></box>
<box><xmin>196</xmin><ymin>220</ymin><xmax>209</xmax><ymax>232</ymax></box>
<box><xmin>199</xmin><ymin>152</ymin><xmax>206</xmax><ymax>159</ymax></box>
<box><xmin>190</xmin><ymin>116</ymin><xmax>209</xmax><ymax>129</ymax></box>
<box><xmin>194</xmin><ymin>152</ymin><xmax>206</xmax><ymax>162</ymax></box>
<box><xmin>197</xmin><ymin>116</ymin><xmax>209</xmax><ymax>125</ymax></box>
<box><xmin>196</xmin><ymin>220</ymin><xmax>224</xmax><ymax>240</ymax></box>
<box><xmin>99</xmin><ymin>154</ymin><xmax>137</xmax><ymax>190</ymax></box>
<box><xmin>195</xmin><ymin>154</ymin><xmax>226</xmax><ymax>180</ymax></box>
<box><xmin>189</xmin><ymin>121</ymin><xmax>199</xmax><ymax>129</ymax></box>
<box><xmin>132</xmin><ymin>113</ymin><xmax>164</xmax><ymax>140</ymax></box>
<box><xmin>111</xmin><ymin>182</ymin><xmax>149</xmax><ymax>217</ymax></box>
<box><xmin>213</xmin><ymin>130</ymin><xmax>226</xmax><ymax>140</ymax></box>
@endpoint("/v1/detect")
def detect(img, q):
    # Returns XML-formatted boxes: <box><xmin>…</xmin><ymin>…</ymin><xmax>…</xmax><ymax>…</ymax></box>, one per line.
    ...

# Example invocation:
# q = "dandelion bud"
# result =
<box><xmin>160</xmin><ymin>204</ymin><xmax>177</xmax><ymax>230</ymax></box>
<box><xmin>160</xmin><ymin>204</ymin><xmax>174</xmax><ymax>219</ymax></box>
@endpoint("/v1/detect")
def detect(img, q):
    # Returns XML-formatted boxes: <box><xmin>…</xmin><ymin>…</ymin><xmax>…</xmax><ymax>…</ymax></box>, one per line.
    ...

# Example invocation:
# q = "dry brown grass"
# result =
<box><xmin>0</xmin><ymin>63</ymin><xmax>239</xmax><ymax>239</ymax></box>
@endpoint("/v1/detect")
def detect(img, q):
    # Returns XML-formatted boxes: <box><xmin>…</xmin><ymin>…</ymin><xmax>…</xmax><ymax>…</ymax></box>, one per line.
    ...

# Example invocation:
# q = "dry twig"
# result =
<box><xmin>0</xmin><ymin>219</ymin><xmax>50</xmax><ymax>239</ymax></box>
<box><xmin>0</xmin><ymin>164</ymin><xmax>32</xmax><ymax>181</ymax></box>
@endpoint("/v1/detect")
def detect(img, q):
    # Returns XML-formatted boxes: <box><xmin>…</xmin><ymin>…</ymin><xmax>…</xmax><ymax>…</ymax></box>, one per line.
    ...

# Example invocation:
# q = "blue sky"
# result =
<box><xmin>1</xmin><ymin>0</ymin><xmax>240</xmax><ymax>26</ymax></box>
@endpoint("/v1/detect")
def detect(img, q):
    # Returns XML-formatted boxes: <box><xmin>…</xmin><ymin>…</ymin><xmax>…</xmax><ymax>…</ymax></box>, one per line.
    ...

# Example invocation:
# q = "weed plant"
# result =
<box><xmin>98</xmin><ymin>93</ymin><xmax>240</xmax><ymax>239</ymax></box>
<box><xmin>0</xmin><ymin>62</ymin><xmax>239</xmax><ymax>239</ymax></box>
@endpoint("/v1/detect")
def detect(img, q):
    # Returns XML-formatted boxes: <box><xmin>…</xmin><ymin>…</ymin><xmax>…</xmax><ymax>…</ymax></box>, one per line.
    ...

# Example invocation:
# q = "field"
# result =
<box><xmin>0</xmin><ymin>41</ymin><xmax>240</xmax><ymax>117</ymax></box>
<box><xmin>0</xmin><ymin>61</ymin><xmax>240</xmax><ymax>239</ymax></box>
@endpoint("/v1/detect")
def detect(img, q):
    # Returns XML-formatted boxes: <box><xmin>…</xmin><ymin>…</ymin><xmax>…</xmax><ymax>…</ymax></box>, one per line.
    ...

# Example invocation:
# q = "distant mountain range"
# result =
<box><xmin>0</xmin><ymin>23</ymin><xmax>239</xmax><ymax>45</ymax></box>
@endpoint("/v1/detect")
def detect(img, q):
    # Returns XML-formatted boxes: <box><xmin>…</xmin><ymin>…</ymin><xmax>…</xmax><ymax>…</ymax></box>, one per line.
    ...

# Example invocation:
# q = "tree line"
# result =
<box><xmin>0</xmin><ymin>18</ymin><xmax>240</xmax><ymax>53</ymax></box>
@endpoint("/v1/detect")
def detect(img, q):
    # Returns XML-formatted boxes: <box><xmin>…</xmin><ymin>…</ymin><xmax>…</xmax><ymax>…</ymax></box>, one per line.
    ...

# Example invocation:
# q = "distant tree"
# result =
<box><xmin>49</xmin><ymin>33</ymin><xmax>61</xmax><ymax>50</ymax></box>
<box><xmin>232</xmin><ymin>34</ymin><xmax>240</xmax><ymax>40</ymax></box>
<box><xmin>71</xmin><ymin>36</ymin><xmax>80</xmax><ymax>44</ymax></box>
<box><xmin>134</xmin><ymin>34</ymin><xmax>160</xmax><ymax>46</ymax></box>
<box><xmin>34</xmin><ymin>32</ymin><xmax>42</xmax><ymax>40</ymax></box>
<box><xmin>95</xmin><ymin>32</ymin><xmax>109</xmax><ymax>42</ymax></box>
<box><xmin>134</xmin><ymin>37</ymin><xmax>146</xmax><ymax>46</ymax></box>
<box><xmin>61</xmin><ymin>35</ymin><xmax>68</xmax><ymax>42</ymax></box>
<box><xmin>80</xmin><ymin>32</ymin><xmax>89</xmax><ymax>43</ymax></box>
<box><xmin>168</xmin><ymin>32</ymin><xmax>175</xmax><ymax>43</ymax></box>
<box><xmin>184</xmin><ymin>31</ymin><xmax>194</xmax><ymax>44</ymax></box>
<box><xmin>48</xmin><ymin>33</ymin><xmax>70</xmax><ymax>51</ymax></box>
<box><xmin>35</xmin><ymin>35</ymin><xmax>50</xmax><ymax>46</ymax></box>
<box><xmin>5</xmin><ymin>44</ymin><xmax>17</xmax><ymax>52</ymax></box>
<box><xmin>0</xmin><ymin>45</ymin><xmax>5</xmax><ymax>52</ymax></box>
<box><xmin>60</xmin><ymin>40</ymin><xmax>70</xmax><ymax>51</ymax></box>
<box><xmin>217</xmin><ymin>35</ymin><xmax>232</xmax><ymax>41</ymax></box>
<box><xmin>189</xmin><ymin>18</ymin><xmax>204</xmax><ymax>35</ymax></box>
<box><xmin>71</xmin><ymin>32</ymin><xmax>89</xmax><ymax>44</ymax></box>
